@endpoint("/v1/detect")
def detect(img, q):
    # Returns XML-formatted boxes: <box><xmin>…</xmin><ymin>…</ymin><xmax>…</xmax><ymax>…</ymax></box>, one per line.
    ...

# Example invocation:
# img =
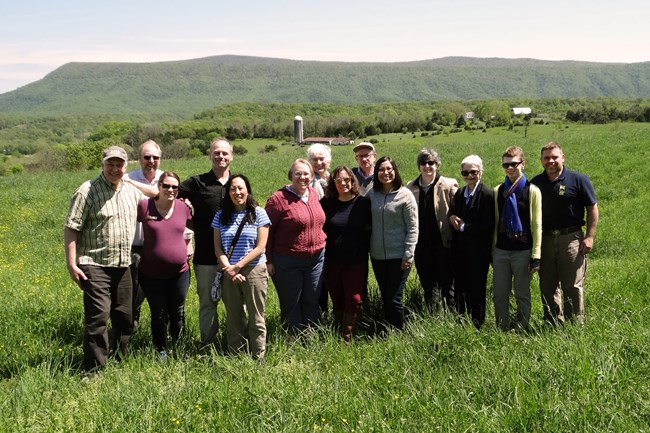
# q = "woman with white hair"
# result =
<box><xmin>307</xmin><ymin>143</ymin><xmax>332</xmax><ymax>198</ymax></box>
<box><xmin>448</xmin><ymin>155</ymin><xmax>495</xmax><ymax>328</ymax></box>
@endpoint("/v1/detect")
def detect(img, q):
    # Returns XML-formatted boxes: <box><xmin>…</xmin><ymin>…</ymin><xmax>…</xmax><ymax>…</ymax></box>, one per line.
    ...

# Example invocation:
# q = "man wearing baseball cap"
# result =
<box><xmin>65</xmin><ymin>145</ymin><xmax>145</xmax><ymax>372</ymax></box>
<box><xmin>352</xmin><ymin>142</ymin><xmax>376</xmax><ymax>195</ymax></box>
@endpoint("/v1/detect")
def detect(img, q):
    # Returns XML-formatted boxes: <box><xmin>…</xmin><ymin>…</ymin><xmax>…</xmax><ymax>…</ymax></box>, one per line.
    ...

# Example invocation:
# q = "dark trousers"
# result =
<box><xmin>325</xmin><ymin>259</ymin><xmax>368</xmax><ymax>315</ymax></box>
<box><xmin>454</xmin><ymin>250</ymin><xmax>490</xmax><ymax>328</ymax></box>
<box><xmin>130</xmin><ymin>246</ymin><xmax>147</xmax><ymax>327</ymax></box>
<box><xmin>371</xmin><ymin>258</ymin><xmax>410</xmax><ymax>330</ymax></box>
<box><xmin>79</xmin><ymin>265</ymin><xmax>133</xmax><ymax>372</ymax></box>
<box><xmin>139</xmin><ymin>270</ymin><xmax>190</xmax><ymax>352</ymax></box>
<box><xmin>414</xmin><ymin>243</ymin><xmax>454</xmax><ymax>309</ymax></box>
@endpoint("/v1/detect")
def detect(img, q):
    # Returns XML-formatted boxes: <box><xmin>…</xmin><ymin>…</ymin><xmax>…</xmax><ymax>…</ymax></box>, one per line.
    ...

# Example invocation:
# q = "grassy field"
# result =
<box><xmin>1</xmin><ymin>122</ymin><xmax>649</xmax><ymax>432</ymax></box>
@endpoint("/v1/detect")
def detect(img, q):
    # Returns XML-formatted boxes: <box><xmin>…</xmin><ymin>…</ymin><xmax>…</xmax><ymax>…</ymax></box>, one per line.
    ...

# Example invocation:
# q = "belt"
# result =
<box><xmin>543</xmin><ymin>226</ymin><xmax>582</xmax><ymax>236</ymax></box>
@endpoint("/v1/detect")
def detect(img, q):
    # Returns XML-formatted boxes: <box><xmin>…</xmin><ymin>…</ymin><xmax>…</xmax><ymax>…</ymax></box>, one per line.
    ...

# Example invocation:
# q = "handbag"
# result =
<box><xmin>211</xmin><ymin>211</ymin><xmax>250</xmax><ymax>301</ymax></box>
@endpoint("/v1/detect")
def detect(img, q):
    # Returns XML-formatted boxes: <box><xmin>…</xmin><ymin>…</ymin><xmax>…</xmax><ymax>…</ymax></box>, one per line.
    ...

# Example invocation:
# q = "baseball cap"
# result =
<box><xmin>102</xmin><ymin>146</ymin><xmax>128</xmax><ymax>162</ymax></box>
<box><xmin>352</xmin><ymin>142</ymin><xmax>375</xmax><ymax>153</ymax></box>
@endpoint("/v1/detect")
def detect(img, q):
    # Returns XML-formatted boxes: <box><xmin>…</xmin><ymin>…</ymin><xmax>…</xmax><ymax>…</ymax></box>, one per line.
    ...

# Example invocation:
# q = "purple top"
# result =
<box><xmin>137</xmin><ymin>198</ymin><xmax>192</xmax><ymax>279</ymax></box>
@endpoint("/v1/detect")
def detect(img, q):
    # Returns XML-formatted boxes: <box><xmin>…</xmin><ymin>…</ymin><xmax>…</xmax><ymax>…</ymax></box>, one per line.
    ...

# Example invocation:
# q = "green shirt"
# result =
<box><xmin>65</xmin><ymin>173</ymin><xmax>142</xmax><ymax>267</ymax></box>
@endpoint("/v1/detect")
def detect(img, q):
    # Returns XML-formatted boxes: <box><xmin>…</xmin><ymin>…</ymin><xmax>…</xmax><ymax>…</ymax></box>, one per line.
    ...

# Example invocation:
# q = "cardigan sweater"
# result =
<box><xmin>493</xmin><ymin>181</ymin><xmax>542</xmax><ymax>259</ymax></box>
<box><xmin>264</xmin><ymin>186</ymin><xmax>326</xmax><ymax>263</ymax></box>
<box><xmin>366</xmin><ymin>186</ymin><xmax>419</xmax><ymax>262</ymax></box>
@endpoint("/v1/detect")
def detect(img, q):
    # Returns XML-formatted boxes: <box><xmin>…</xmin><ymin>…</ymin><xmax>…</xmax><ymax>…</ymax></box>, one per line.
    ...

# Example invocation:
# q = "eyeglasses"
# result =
<box><xmin>334</xmin><ymin>178</ymin><xmax>351</xmax><ymax>184</ymax></box>
<box><xmin>144</xmin><ymin>155</ymin><xmax>160</xmax><ymax>161</ymax></box>
<box><xmin>160</xmin><ymin>183</ymin><xmax>179</xmax><ymax>190</ymax></box>
<box><xmin>420</xmin><ymin>161</ymin><xmax>437</xmax><ymax>167</ymax></box>
<box><xmin>502</xmin><ymin>161</ymin><xmax>522</xmax><ymax>169</ymax></box>
<box><xmin>461</xmin><ymin>170</ymin><xmax>479</xmax><ymax>177</ymax></box>
<box><xmin>355</xmin><ymin>153</ymin><xmax>374</xmax><ymax>160</ymax></box>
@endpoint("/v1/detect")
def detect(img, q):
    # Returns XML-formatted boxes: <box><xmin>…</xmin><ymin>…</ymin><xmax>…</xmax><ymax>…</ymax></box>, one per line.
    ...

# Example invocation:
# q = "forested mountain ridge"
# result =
<box><xmin>1</xmin><ymin>55</ymin><xmax>649</xmax><ymax>116</ymax></box>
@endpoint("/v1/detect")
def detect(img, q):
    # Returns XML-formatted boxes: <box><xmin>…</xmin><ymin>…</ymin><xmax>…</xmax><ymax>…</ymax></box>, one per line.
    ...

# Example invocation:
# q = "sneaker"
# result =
<box><xmin>157</xmin><ymin>350</ymin><xmax>168</xmax><ymax>362</ymax></box>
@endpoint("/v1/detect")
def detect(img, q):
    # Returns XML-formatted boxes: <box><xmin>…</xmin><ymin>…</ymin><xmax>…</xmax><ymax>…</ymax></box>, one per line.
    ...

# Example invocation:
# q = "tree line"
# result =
<box><xmin>2</xmin><ymin>97</ymin><xmax>650</xmax><ymax>174</ymax></box>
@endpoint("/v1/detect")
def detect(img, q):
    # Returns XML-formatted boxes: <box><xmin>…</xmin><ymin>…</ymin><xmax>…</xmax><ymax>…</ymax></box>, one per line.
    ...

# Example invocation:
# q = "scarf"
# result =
<box><xmin>502</xmin><ymin>174</ymin><xmax>527</xmax><ymax>241</ymax></box>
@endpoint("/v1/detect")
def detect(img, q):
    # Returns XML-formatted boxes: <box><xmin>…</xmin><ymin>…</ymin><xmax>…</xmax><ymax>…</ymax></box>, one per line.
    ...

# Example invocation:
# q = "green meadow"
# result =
<box><xmin>1</xmin><ymin>122</ymin><xmax>649</xmax><ymax>432</ymax></box>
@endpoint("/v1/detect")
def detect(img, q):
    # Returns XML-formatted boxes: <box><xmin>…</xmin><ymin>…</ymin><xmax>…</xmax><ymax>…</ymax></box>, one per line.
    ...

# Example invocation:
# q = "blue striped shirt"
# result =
<box><xmin>212</xmin><ymin>207</ymin><xmax>271</xmax><ymax>266</ymax></box>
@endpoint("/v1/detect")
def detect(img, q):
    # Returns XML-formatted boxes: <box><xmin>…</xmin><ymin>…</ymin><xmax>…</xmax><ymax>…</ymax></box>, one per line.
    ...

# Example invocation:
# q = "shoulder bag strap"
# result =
<box><xmin>225</xmin><ymin>211</ymin><xmax>250</xmax><ymax>260</ymax></box>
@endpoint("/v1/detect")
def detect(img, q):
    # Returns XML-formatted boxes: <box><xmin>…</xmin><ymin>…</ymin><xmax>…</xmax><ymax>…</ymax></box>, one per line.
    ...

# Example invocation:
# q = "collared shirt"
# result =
<box><xmin>125</xmin><ymin>168</ymin><xmax>163</xmax><ymax>246</ymax></box>
<box><xmin>65</xmin><ymin>173</ymin><xmax>143</xmax><ymax>267</ymax></box>
<box><xmin>352</xmin><ymin>167</ymin><xmax>374</xmax><ymax>196</ymax></box>
<box><xmin>460</xmin><ymin>181</ymin><xmax>482</xmax><ymax>231</ymax></box>
<box><xmin>178</xmin><ymin>170</ymin><xmax>227</xmax><ymax>265</ymax></box>
<box><xmin>531</xmin><ymin>167</ymin><xmax>597</xmax><ymax>230</ymax></box>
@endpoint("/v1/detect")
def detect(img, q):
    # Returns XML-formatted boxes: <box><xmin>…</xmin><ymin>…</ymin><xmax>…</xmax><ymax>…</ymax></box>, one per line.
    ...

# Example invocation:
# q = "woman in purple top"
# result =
<box><xmin>138</xmin><ymin>171</ymin><xmax>193</xmax><ymax>359</ymax></box>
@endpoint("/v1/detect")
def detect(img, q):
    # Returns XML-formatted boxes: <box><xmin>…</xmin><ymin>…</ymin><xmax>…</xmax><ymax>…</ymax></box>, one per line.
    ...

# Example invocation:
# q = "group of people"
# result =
<box><xmin>65</xmin><ymin>137</ymin><xmax>597</xmax><ymax>372</ymax></box>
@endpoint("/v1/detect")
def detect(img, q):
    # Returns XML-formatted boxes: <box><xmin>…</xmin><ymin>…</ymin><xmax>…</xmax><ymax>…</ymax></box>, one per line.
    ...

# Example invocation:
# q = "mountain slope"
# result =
<box><xmin>1</xmin><ymin>55</ymin><xmax>649</xmax><ymax>116</ymax></box>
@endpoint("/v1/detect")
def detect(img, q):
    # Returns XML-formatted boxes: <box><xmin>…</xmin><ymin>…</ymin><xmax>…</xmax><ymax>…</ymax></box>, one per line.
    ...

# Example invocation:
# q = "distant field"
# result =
<box><xmin>1</xmin><ymin>123</ymin><xmax>649</xmax><ymax>432</ymax></box>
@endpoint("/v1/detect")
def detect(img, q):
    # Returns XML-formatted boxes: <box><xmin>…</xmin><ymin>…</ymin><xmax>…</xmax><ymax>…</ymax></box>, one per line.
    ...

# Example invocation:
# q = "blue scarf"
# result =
<box><xmin>502</xmin><ymin>174</ymin><xmax>526</xmax><ymax>240</ymax></box>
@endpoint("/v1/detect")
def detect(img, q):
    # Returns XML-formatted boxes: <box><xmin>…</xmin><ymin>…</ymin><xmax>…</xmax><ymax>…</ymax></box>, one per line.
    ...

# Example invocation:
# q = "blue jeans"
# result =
<box><xmin>272</xmin><ymin>250</ymin><xmax>325</xmax><ymax>335</ymax></box>
<box><xmin>140</xmin><ymin>270</ymin><xmax>190</xmax><ymax>352</ymax></box>
<box><xmin>371</xmin><ymin>258</ymin><xmax>410</xmax><ymax>330</ymax></box>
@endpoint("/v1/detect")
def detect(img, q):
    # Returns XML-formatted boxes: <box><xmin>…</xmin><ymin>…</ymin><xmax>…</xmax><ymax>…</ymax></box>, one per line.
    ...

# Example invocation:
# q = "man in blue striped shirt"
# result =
<box><xmin>65</xmin><ymin>146</ymin><xmax>144</xmax><ymax>372</ymax></box>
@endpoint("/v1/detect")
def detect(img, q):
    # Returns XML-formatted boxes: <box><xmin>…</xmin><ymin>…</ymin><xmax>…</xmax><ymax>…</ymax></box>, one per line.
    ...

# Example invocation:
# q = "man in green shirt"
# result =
<box><xmin>65</xmin><ymin>146</ymin><xmax>143</xmax><ymax>372</ymax></box>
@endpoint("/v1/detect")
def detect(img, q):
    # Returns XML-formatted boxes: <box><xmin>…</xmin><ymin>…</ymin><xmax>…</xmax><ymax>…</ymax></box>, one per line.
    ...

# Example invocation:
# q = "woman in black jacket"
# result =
<box><xmin>449</xmin><ymin>155</ymin><xmax>495</xmax><ymax>328</ymax></box>
<box><xmin>320</xmin><ymin>165</ymin><xmax>371</xmax><ymax>341</ymax></box>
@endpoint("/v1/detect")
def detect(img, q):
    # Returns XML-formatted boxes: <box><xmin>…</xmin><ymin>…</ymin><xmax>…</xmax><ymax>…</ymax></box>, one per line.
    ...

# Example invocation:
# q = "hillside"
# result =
<box><xmin>1</xmin><ymin>55</ymin><xmax>649</xmax><ymax>116</ymax></box>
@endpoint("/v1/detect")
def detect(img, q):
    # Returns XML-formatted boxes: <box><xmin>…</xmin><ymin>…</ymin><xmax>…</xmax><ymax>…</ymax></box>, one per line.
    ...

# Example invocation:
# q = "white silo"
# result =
<box><xmin>294</xmin><ymin>115</ymin><xmax>304</xmax><ymax>144</ymax></box>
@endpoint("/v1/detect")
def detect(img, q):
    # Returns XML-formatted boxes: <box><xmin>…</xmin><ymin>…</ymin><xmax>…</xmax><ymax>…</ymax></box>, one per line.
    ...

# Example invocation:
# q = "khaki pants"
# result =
<box><xmin>221</xmin><ymin>263</ymin><xmax>268</xmax><ymax>359</ymax></box>
<box><xmin>194</xmin><ymin>264</ymin><xmax>220</xmax><ymax>345</ymax></box>
<box><xmin>539</xmin><ymin>231</ymin><xmax>586</xmax><ymax>324</ymax></box>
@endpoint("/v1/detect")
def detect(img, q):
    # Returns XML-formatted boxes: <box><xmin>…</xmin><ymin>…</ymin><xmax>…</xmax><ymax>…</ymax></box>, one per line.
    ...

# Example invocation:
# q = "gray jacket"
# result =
<box><xmin>367</xmin><ymin>186</ymin><xmax>419</xmax><ymax>262</ymax></box>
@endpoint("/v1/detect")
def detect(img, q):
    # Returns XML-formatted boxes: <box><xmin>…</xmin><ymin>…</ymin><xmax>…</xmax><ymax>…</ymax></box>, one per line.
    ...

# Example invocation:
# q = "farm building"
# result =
<box><xmin>512</xmin><ymin>107</ymin><xmax>532</xmax><ymax>115</ymax></box>
<box><xmin>303</xmin><ymin>137</ymin><xmax>354</xmax><ymax>146</ymax></box>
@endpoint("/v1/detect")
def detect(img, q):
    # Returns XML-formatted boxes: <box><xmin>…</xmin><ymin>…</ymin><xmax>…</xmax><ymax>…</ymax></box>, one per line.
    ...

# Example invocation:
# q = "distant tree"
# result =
<box><xmin>163</xmin><ymin>139</ymin><xmax>191</xmax><ymax>159</ymax></box>
<box><xmin>232</xmin><ymin>144</ymin><xmax>248</xmax><ymax>155</ymax></box>
<box><xmin>88</xmin><ymin>121</ymin><xmax>135</xmax><ymax>142</ymax></box>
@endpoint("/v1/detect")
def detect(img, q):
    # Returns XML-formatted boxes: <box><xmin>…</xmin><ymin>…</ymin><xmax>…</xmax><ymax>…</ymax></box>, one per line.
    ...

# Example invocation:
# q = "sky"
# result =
<box><xmin>1</xmin><ymin>0</ymin><xmax>648</xmax><ymax>94</ymax></box>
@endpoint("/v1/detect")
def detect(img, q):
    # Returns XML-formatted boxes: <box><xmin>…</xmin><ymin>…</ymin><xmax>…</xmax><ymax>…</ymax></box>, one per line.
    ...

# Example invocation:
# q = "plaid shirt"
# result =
<box><xmin>65</xmin><ymin>173</ymin><xmax>143</xmax><ymax>267</ymax></box>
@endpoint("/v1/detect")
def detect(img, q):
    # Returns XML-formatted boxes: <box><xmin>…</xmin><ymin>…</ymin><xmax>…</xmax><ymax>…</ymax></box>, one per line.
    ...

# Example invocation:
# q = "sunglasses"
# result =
<box><xmin>502</xmin><ymin>161</ymin><xmax>522</xmax><ymax>169</ymax></box>
<box><xmin>420</xmin><ymin>161</ymin><xmax>437</xmax><ymax>167</ymax></box>
<box><xmin>144</xmin><ymin>155</ymin><xmax>160</xmax><ymax>161</ymax></box>
<box><xmin>461</xmin><ymin>170</ymin><xmax>479</xmax><ymax>177</ymax></box>
<box><xmin>160</xmin><ymin>183</ymin><xmax>179</xmax><ymax>190</ymax></box>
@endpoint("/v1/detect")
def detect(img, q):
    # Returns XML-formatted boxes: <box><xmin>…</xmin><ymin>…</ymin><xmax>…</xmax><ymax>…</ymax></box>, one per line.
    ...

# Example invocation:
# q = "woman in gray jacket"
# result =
<box><xmin>366</xmin><ymin>156</ymin><xmax>418</xmax><ymax>330</ymax></box>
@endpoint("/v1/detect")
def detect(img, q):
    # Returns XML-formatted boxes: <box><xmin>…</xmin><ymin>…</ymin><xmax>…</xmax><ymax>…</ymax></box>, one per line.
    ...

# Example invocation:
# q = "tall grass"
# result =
<box><xmin>1</xmin><ymin>123</ymin><xmax>649</xmax><ymax>432</ymax></box>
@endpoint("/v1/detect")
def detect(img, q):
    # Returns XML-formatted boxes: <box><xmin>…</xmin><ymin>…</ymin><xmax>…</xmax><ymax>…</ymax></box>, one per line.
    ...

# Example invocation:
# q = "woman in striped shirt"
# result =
<box><xmin>212</xmin><ymin>174</ymin><xmax>271</xmax><ymax>359</ymax></box>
